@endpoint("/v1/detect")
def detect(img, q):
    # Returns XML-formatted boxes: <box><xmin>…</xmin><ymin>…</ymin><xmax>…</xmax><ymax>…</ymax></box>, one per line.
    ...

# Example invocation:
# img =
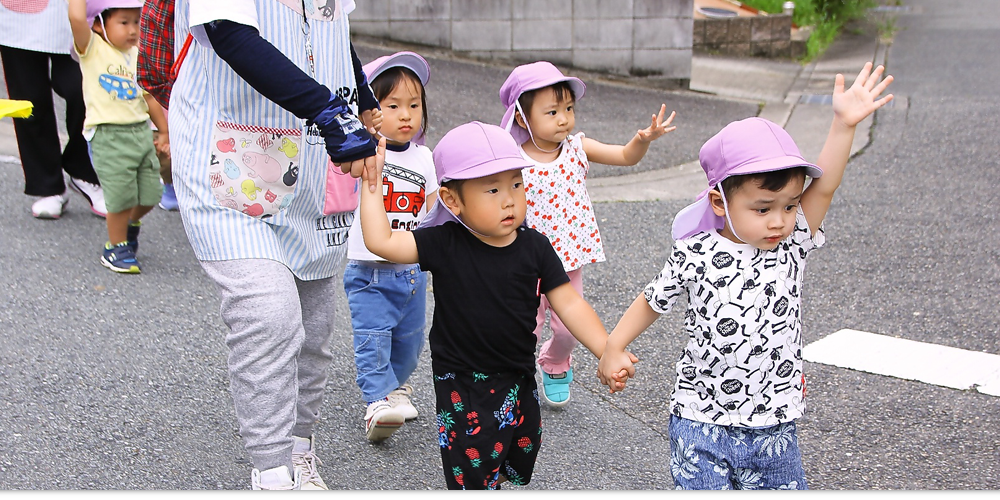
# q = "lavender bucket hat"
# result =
<box><xmin>86</xmin><ymin>0</ymin><xmax>144</xmax><ymax>26</ymax></box>
<box><xmin>499</xmin><ymin>61</ymin><xmax>586</xmax><ymax>146</ymax></box>
<box><xmin>670</xmin><ymin>117</ymin><xmax>823</xmax><ymax>241</ymax></box>
<box><xmin>417</xmin><ymin>121</ymin><xmax>532</xmax><ymax>229</ymax></box>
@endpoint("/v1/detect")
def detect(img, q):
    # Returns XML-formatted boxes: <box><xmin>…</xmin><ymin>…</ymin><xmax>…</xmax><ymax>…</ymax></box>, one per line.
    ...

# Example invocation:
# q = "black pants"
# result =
<box><xmin>434</xmin><ymin>371</ymin><xmax>542</xmax><ymax>490</ymax></box>
<box><xmin>0</xmin><ymin>45</ymin><xmax>98</xmax><ymax>197</ymax></box>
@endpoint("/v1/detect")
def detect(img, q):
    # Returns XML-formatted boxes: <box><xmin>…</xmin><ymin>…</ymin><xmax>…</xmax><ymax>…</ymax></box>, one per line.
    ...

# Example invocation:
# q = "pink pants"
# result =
<box><xmin>535</xmin><ymin>268</ymin><xmax>583</xmax><ymax>375</ymax></box>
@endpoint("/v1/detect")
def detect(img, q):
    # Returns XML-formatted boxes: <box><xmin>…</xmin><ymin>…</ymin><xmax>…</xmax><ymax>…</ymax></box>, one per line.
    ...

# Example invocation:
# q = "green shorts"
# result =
<box><xmin>89</xmin><ymin>122</ymin><xmax>161</xmax><ymax>213</ymax></box>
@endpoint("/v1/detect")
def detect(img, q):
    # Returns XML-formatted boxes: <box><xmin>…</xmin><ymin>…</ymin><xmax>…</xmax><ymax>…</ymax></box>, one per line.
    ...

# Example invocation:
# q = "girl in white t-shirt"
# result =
<box><xmin>344</xmin><ymin>52</ymin><xmax>438</xmax><ymax>443</ymax></box>
<box><xmin>498</xmin><ymin>61</ymin><xmax>676</xmax><ymax>408</ymax></box>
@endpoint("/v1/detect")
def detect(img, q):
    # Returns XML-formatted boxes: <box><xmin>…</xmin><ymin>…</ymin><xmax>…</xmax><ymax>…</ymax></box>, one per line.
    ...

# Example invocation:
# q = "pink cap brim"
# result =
<box><xmin>725</xmin><ymin>156</ymin><xmax>822</xmax><ymax>182</ymax></box>
<box><xmin>87</xmin><ymin>0</ymin><xmax>144</xmax><ymax>25</ymax></box>
<box><xmin>362</xmin><ymin>52</ymin><xmax>430</xmax><ymax>86</ymax></box>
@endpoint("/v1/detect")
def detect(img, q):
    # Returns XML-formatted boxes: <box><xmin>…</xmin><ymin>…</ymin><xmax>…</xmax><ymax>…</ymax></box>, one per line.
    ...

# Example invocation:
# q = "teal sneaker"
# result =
<box><xmin>101</xmin><ymin>242</ymin><xmax>141</xmax><ymax>274</ymax></box>
<box><xmin>537</xmin><ymin>363</ymin><xmax>572</xmax><ymax>408</ymax></box>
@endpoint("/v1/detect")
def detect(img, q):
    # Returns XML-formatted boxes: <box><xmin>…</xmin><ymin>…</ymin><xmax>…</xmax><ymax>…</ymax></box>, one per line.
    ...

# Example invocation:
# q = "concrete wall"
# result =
<box><xmin>350</xmin><ymin>0</ymin><xmax>694</xmax><ymax>89</ymax></box>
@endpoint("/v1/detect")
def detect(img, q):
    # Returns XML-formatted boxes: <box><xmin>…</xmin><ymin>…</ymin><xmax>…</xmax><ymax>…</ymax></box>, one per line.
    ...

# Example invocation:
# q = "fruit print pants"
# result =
<box><xmin>433</xmin><ymin>371</ymin><xmax>542</xmax><ymax>490</ymax></box>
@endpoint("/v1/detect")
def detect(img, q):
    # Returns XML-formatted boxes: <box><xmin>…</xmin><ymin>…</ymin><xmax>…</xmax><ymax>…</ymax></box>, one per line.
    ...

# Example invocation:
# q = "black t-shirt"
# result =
<box><xmin>413</xmin><ymin>222</ymin><xmax>570</xmax><ymax>375</ymax></box>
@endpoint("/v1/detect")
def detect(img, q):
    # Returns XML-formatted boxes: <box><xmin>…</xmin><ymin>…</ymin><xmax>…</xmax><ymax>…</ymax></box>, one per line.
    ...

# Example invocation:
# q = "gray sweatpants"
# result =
<box><xmin>200</xmin><ymin>258</ymin><xmax>337</xmax><ymax>472</ymax></box>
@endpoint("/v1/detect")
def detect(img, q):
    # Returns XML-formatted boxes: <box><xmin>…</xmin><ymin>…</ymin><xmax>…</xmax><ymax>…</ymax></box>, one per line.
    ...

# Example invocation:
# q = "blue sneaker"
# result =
<box><xmin>537</xmin><ymin>364</ymin><xmax>572</xmax><ymax>408</ymax></box>
<box><xmin>126</xmin><ymin>221</ymin><xmax>141</xmax><ymax>255</ymax></box>
<box><xmin>159</xmin><ymin>183</ymin><xmax>178</xmax><ymax>211</ymax></box>
<box><xmin>101</xmin><ymin>242</ymin><xmax>141</xmax><ymax>274</ymax></box>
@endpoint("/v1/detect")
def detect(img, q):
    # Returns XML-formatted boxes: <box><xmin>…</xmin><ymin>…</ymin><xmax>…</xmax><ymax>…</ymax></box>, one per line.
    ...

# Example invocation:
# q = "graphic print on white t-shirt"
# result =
<box><xmin>381</xmin><ymin>162</ymin><xmax>427</xmax><ymax>230</ymax></box>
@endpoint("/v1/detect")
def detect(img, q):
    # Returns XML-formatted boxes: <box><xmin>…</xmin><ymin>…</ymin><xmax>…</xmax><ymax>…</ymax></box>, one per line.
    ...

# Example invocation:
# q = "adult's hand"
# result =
<box><xmin>335</xmin><ymin>155</ymin><xmax>378</xmax><ymax>192</ymax></box>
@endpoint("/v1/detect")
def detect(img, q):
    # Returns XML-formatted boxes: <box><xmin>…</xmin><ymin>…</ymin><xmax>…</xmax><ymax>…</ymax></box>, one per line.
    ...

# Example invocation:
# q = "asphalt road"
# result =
<box><xmin>1</xmin><ymin>0</ymin><xmax>998</xmax><ymax>490</ymax></box>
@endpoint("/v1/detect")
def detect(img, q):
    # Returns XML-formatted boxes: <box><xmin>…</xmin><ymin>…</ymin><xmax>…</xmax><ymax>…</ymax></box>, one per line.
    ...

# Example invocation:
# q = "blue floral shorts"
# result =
<box><xmin>669</xmin><ymin>415</ymin><xmax>808</xmax><ymax>490</ymax></box>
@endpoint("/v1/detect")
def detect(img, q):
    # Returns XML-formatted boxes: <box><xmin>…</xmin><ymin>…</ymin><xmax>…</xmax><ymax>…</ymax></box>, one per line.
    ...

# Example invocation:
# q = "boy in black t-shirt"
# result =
<box><xmin>358</xmin><ymin>121</ymin><xmax>635</xmax><ymax>490</ymax></box>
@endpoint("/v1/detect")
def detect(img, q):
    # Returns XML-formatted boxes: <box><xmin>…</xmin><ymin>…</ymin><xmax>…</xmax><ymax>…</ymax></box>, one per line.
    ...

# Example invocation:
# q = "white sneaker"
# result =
<box><xmin>68</xmin><ymin>177</ymin><xmax>107</xmax><ymax>218</ymax></box>
<box><xmin>387</xmin><ymin>384</ymin><xmax>419</xmax><ymax>420</ymax></box>
<box><xmin>291</xmin><ymin>435</ymin><xmax>328</xmax><ymax>490</ymax></box>
<box><xmin>364</xmin><ymin>399</ymin><xmax>404</xmax><ymax>442</ymax></box>
<box><xmin>31</xmin><ymin>194</ymin><xmax>68</xmax><ymax>219</ymax></box>
<box><xmin>251</xmin><ymin>465</ymin><xmax>301</xmax><ymax>490</ymax></box>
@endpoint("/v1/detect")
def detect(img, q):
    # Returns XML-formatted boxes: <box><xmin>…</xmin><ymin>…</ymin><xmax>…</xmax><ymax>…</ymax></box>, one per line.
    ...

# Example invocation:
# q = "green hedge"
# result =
<box><xmin>738</xmin><ymin>0</ymin><xmax>877</xmax><ymax>60</ymax></box>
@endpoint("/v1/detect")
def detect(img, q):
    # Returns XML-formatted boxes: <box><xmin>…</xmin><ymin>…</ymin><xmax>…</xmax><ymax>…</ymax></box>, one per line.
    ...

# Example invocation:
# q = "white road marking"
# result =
<box><xmin>802</xmin><ymin>329</ymin><xmax>1000</xmax><ymax>397</ymax></box>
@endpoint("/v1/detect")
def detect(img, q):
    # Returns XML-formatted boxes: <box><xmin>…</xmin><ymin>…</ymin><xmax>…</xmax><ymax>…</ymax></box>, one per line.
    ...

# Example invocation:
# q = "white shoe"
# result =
<box><xmin>291</xmin><ymin>435</ymin><xmax>328</xmax><ymax>490</ymax></box>
<box><xmin>364</xmin><ymin>399</ymin><xmax>404</xmax><ymax>442</ymax></box>
<box><xmin>31</xmin><ymin>194</ymin><xmax>68</xmax><ymax>219</ymax></box>
<box><xmin>387</xmin><ymin>384</ymin><xmax>418</xmax><ymax>420</ymax></box>
<box><xmin>69</xmin><ymin>177</ymin><xmax>107</xmax><ymax>218</ymax></box>
<box><xmin>251</xmin><ymin>465</ymin><xmax>301</xmax><ymax>490</ymax></box>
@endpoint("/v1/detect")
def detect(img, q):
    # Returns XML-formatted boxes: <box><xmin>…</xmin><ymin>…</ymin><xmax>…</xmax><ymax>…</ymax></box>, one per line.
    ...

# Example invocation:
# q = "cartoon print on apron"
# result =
<box><xmin>209</xmin><ymin>121</ymin><xmax>301</xmax><ymax>220</ymax></box>
<box><xmin>206</xmin><ymin>1</ymin><xmax>356</xmax><ymax>218</ymax></box>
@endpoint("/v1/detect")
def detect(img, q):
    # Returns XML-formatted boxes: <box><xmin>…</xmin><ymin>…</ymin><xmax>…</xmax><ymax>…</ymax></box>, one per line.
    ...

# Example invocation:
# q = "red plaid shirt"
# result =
<box><xmin>137</xmin><ymin>0</ymin><xmax>184</xmax><ymax>109</ymax></box>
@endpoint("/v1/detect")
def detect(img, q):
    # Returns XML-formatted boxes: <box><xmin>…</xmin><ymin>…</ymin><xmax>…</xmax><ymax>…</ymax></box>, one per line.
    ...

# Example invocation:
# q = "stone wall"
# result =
<box><xmin>693</xmin><ymin>13</ymin><xmax>804</xmax><ymax>59</ymax></box>
<box><xmin>349</xmin><ymin>0</ymin><xmax>694</xmax><ymax>89</ymax></box>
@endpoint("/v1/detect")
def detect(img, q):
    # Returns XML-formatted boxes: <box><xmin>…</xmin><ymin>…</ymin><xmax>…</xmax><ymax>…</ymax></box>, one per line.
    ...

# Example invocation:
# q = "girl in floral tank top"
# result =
<box><xmin>499</xmin><ymin>61</ymin><xmax>677</xmax><ymax>408</ymax></box>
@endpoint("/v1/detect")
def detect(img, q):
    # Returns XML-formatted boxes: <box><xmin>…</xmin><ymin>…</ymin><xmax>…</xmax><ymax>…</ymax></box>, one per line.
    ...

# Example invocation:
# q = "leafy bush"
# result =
<box><xmin>739</xmin><ymin>0</ymin><xmax>877</xmax><ymax>60</ymax></box>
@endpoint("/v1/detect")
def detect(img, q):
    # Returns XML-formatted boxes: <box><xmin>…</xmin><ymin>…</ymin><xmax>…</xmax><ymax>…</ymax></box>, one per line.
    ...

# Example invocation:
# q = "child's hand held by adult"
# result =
<box><xmin>311</xmin><ymin>95</ymin><xmax>377</xmax><ymax>182</ymax></box>
<box><xmin>361</xmin><ymin>107</ymin><xmax>383</xmax><ymax>135</ymax></box>
<box><xmin>154</xmin><ymin>133</ymin><xmax>170</xmax><ymax>158</ymax></box>
<box><xmin>359</xmin><ymin>136</ymin><xmax>386</xmax><ymax>194</ymax></box>
<box><xmin>370</xmin><ymin>136</ymin><xmax>385</xmax><ymax>186</ymax></box>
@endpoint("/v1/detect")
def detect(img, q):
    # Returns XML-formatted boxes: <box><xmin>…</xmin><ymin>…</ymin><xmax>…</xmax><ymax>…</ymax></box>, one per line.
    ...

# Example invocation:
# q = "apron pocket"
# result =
<box><xmin>208</xmin><ymin>121</ymin><xmax>301</xmax><ymax>220</ymax></box>
<box><xmin>323</xmin><ymin>158</ymin><xmax>360</xmax><ymax>215</ymax></box>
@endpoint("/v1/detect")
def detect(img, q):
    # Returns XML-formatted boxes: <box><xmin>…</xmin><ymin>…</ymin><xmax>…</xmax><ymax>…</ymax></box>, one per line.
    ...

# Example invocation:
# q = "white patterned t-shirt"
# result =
<box><xmin>346</xmin><ymin>142</ymin><xmax>438</xmax><ymax>261</ymax></box>
<box><xmin>522</xmin><ymin>132</ymin><xmax>606</xmax><ymax>272</ymax></box>
<box><xmin>645</xmin><ymin>208</ymin><xmax>824</xmax><ymax>427</ymax></box>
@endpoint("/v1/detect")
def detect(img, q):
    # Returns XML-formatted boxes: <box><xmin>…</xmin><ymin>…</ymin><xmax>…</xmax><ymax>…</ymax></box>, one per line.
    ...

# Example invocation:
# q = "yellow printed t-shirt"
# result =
<box><xmin>76</xmin><ymin>32</ymin><xmax>149</xmax><ymax>132</ymax></box>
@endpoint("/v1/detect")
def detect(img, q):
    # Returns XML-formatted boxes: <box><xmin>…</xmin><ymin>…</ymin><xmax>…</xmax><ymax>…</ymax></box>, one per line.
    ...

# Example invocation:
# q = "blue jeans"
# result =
<box><xmin>344</xmin><ymin>260</ymin><xmax>427</xmax><ymax>402</ymax></box>
<box><xmin>668</xmin><ymin>415</ymin><xmax>808</xmax><ymax>490</ymax></box>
